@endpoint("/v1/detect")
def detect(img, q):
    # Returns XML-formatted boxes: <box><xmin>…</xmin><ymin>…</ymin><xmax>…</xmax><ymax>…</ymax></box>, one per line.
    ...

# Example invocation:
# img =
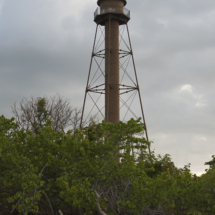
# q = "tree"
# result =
<box><xmin>1</xmin><ymin>115</ymin><xmax>215</xmax><ymax>215</ymax></box>
<box><xmin>0</xmin><ymin>116</ymin><xmax>150</xmax><ymax>214</ymax></box>
<box><xmin>11</xmin><ymin>94</ymin><xmax>82</xmax><ymax>134</ymax></box>
<box><xmin>205</xmin><ymin>155</ymin><xmax>215</xmax><ymax>168</ymax></box>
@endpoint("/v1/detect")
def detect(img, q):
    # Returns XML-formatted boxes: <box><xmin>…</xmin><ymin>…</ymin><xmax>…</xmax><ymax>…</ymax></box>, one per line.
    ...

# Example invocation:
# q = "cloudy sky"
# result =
<box><xmin>0</xmin><ymin>0</ymin><xmax>215</xmax><ymax>175</ymax></box>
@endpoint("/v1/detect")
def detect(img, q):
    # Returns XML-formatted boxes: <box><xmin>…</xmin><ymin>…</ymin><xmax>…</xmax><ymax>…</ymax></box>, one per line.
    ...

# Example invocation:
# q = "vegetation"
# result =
<box><xmin>205</xmin><ymin>155</ymin><xmax>215</xmax><ymax>169</ymax></box>
<box><xmin>11</xmin><ymin>95</ymin><xmax>82</xmax><ymax>134</ymax></box>
<box><xmin>0</xmin><ymin>97</ymin><xmax>215</xmax><ymax>214</ymax></box>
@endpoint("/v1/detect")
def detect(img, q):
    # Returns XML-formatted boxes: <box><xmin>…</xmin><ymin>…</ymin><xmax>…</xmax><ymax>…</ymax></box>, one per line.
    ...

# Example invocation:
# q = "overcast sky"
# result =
<box><xmin>0</xmin><ymin>0</ymin><xmax>215</xmax><ymax>175</ymax></box>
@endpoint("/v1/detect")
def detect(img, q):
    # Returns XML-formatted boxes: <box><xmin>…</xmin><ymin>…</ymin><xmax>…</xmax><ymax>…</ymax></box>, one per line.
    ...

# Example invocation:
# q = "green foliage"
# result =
<box><xmin>0</xmin><ymin>115</ymin><xmax>215</xmax><ymax>214</ymax></box>
<box><xmin>34</xmin><ymin>98</ymin><xmax>50</xmax><ymax>130</ymax></box>
<box><xmin>205</xmin><ymin>155</ymin><xmax>215</xmax><ymax>168</ymax></box>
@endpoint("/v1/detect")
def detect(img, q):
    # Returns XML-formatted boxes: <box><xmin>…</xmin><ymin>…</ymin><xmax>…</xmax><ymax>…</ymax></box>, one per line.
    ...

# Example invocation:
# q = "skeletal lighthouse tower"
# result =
<box><xmin>80</xmin><ymin>0</ymin><xmax>149</xmax><ymax>143</ymax></box>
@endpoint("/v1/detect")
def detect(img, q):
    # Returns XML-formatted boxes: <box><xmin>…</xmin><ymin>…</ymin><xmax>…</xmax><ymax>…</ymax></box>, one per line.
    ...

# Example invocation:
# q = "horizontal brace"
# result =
<box><xmin>120</xmin><ymin>89</ymin><xmax>136</xmax><ymax>95</ymax></box>
<box><xmin>110</xmin><ymin>83</ymin><xmax>137</xmax><ymax>88</ymax></box>
<box><xmin>119</xmin><ymin>87</ymin><xmax>137</xmax><ymax>90</ymax></box>
<box><xmin>94</xmin><ymin>49</ymin><xmax>105</xmax><ymax>55</ymax></box>
<box><xmin>94</xmin><ymin>56</ymin><xmax>105</xmax><ymax>59</ymax></box>
<box><xmin>120</xmin><ymin>84</ymin><xmax>136</xmax><ymax>88</ymax></box>
<box><xmin>119</xmin><ymin>49</ymin><xmax>131</xmax><ymax>53</ymax></box>
<box><xmin>119</xmin><ymin>52</ymin><xmax>131</xmax><ymax>55</ymax></box>
<box><xmin>88</xmin><ymin>91</ymin><xmax>105</xmax><ymax>95</ymax></box>
<box><xmin>88</xmin><ymin>83</ymin><xmax>105</xmax><ymax>90</ymax></box>
<box><xmin>88</xmin><ymin>89</ymin><xmax>105</xmax><ymax>92</ymax></box>
<box><xmin>119</xmin><ymin>54</ymin><xmax>130</xmax><ymax>59</ymax></box>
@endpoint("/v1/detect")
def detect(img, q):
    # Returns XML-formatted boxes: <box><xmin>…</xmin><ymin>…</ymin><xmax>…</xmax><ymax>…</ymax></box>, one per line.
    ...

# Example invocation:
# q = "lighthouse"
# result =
<box><xmin>96</xmin><ymin>0</ymin><xmax>130</xmax><ymax>123</ymax></box>
<box><xmin>80</xmin><ymin>0</ymin><xmax>150</xmax><ymax>147</ymax></box>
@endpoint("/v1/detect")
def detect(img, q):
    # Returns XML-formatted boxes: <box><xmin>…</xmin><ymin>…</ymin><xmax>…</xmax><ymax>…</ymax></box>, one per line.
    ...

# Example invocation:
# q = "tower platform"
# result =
<box><xmin>94</xmin><ymin>0</ymin><xmax>130</xmax><ymax>25</ymax></box>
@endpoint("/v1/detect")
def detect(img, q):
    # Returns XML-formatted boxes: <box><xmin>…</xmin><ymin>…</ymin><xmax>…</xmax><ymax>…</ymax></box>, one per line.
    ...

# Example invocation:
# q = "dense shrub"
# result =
<box><xmin>0</xmin><ymin>115</ymin><xmax>215</xmax><ymax>215</ymax></box>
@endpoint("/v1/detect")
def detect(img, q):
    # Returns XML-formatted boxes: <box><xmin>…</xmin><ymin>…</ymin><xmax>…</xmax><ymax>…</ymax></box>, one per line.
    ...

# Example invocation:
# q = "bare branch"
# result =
<box><xmin>40</xmin><ymin>162</ymin><xmax>49</xmax><ymax>174</ymax></box>
<box><xmin>94</xmin><ymin>190</ymin><xmax>107</xmax><ymax>215</ymax></box>
<box><xmin>59</xmin><ymin>210</ymin><xmax>64</xmax><ymax>215</ymax></box>
<box><xmin>11</xmin><ymin>199</ymin><xmax>21</xmax><ymax>214</ymax></box>
<box><xmin>44</xmin><ymin>192</ymin><xmax>54</xmax><ymax>215</ymax></box>
<box><xmin>11</xmin><ymin>94</ymin><xmax>83</xmax><ymax>133</ymax></box>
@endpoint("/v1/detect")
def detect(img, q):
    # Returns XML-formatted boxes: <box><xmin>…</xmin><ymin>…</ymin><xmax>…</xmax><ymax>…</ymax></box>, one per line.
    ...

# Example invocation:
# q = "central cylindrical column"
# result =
<box><xmin>105</xmin><ymin>18</ymin><xmax>119</xmax><ymax>123</ymax></box>
<box><xmin>97</xmin><ymin>0</ymin><xmax>126</xmax><ymax>124</ymax></box>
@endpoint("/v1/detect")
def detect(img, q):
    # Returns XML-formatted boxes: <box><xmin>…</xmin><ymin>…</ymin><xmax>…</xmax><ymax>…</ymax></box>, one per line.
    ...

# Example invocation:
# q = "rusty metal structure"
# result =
<box><xmin>80</xmin><ymin>0</ymin><xmax>150</xmax><ymax>147</ymax></box>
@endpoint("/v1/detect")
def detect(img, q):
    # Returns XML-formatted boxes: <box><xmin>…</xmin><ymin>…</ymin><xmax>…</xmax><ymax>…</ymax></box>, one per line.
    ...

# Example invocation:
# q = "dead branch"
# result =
<box><xmin>11</xmin><ymin>94</ymin><xmax>82</xmax><ymax>133</ymax></box>
<box><xmin>59</xmin><ymin>210</ymin><xmax>64</xmax><ymax>215</ymax></box>
<box><xmin>44</xmin><ymin>192</ymin><xmax>54</xmax><ymax>215</ymax></box>
<box><xmin>11</xmin><ymin>199</ymin><xmax>21</xmax><ymax>214</ymax></box>
<box><xmin>94</xmin><ymin>190</ymin><xmax>107</xmax><ymax>215</ymax></box>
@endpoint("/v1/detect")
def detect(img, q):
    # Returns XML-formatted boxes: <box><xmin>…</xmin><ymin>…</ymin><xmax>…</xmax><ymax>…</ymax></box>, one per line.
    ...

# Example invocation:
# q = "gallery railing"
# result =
<box><xmin>94</xmin><ymin>7</ymin><xmax>130</xmax><ymax>19</ymax></box>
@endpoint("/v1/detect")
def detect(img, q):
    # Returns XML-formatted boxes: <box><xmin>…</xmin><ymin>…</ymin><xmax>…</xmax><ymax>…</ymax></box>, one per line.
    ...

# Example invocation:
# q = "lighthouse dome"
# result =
<box><xmin>97</xmin><ymin>0</ymin><xmax>127</xmax><ymax>7</ymax></box>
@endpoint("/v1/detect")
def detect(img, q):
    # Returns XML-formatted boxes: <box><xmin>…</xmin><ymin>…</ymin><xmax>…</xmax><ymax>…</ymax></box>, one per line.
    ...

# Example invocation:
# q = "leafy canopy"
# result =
<box><xmin>1</xmin><ymin>115</ymin><xmax>215</xmax><ymax>215</ymax></box>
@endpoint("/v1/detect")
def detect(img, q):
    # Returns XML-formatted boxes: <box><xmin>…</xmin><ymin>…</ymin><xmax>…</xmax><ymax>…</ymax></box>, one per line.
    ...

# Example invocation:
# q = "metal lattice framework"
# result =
<box><xmin>80</xmin><ymin>23</ymin><xmax>150</xmax><ymax>150</ymax></box>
